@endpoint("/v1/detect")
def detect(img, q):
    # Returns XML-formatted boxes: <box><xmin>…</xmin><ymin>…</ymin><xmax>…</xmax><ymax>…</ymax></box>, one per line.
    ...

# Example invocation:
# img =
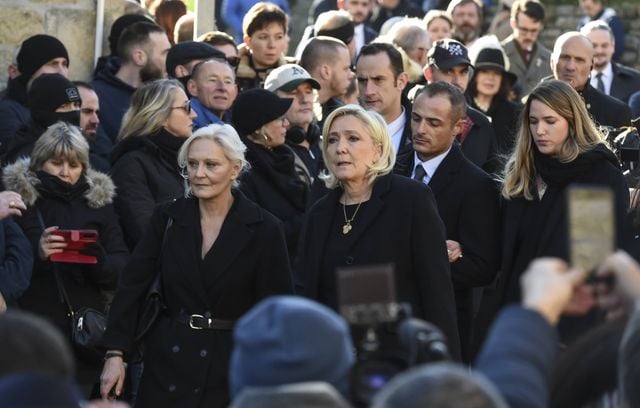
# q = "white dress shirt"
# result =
<box><xmin>386</xmin><ymin>108</ymin><xmax>406</xmax><ymax>156</ymax></box>
<box><xmin>590</xmin><ymin>62</ymin><xmax>613</xmax><ymax>95</ymax></box>
<box><xmin>354</xmin><ymin>24</ymin><xmax>365</xmax><ymax>58</ymax></box>
<box><xmin>411</xmin><ymin>147</ymin><xmax>451</xmax><ymax>184</ymax></box>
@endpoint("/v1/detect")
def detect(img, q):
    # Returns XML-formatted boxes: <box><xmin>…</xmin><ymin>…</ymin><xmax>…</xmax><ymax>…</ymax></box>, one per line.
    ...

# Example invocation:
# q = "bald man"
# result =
<box><xmin>549</xmin><ymin>31</ymin><xmax>630</xmax><ymax>129</ymax></box>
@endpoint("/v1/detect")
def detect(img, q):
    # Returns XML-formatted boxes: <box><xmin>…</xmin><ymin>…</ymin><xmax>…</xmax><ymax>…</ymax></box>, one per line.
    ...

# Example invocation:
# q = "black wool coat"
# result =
<box><xmin>110</xmin><ymin>132</ymin><xmax>184</xmax><ymax>250</ymax></box>
<box><xmin>294</xmin><ymin>173</ymin><xmax>461</xmax><ymax>359</ymax></box>
<box><xmin>395</xmin><ymin>143</ymin><xmax>501</xmax><ymax>361</ymax></box>
<box><xmin>102</xmin><ymin>194</ymin><xmax>294</xmax><ymax>408</ymax></box>
<box><xmin>474</xmin><ymin>151</ymin><xmax>630</xmax><ymax>351</ymax></box>
<box><xmin>239</xmin><ymin>138</ymin><xmax>308</xmax><ymax>259</ymax></box>
<box><xmin>460</xmin><ymin>107</ymin><xmax>500</xmax><ymax>175</ymax></box>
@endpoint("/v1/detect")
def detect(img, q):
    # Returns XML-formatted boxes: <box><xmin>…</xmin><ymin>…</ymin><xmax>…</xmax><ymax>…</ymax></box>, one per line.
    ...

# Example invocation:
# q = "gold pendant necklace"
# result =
<box><xmin>342</xmin><ymin>196</ymin><xmax>363</xmax><ymax>235</ymax></box>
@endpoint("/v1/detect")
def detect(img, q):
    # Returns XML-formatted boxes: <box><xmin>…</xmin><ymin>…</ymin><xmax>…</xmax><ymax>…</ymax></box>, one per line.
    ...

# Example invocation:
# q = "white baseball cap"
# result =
<box><xmin>264</xmin><ymin>64</ymin><xmax>321</xmax><ymax>92</ymax></box>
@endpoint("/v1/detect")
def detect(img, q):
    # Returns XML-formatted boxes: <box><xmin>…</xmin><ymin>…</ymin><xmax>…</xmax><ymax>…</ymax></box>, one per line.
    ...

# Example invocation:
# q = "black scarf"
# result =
<box><xmin>533</xmin><ymin>143</ymin><xmax>619</xmax><ymax>187</ymax></box>
<box><xmin>148</xmin><ymin>128</ymin><xmax>186</xmax><ymax>170</ymax></box>
<box><xmin>5</xmin><ymin>76</ymin><xmax>28</xmax><ymax>105</ymax></box>
<box><xmin>36</xmin><ymin>170</ymin><xmax>89</xmax><ymax>202</ymax></box>
<box><xmin>243</xmin><ymin>137</ymin><xmax>308</xmax><ymax>210</ymax></box>
<box><xmin>503</xmin><ymin>143</ymin><xmax>619</xmax><ymax>304</ymax></box>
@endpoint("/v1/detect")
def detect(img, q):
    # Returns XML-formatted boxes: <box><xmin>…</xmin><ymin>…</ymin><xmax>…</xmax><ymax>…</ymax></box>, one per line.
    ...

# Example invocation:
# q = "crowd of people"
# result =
<box><xmin>1</xmin><ymin>0</ymin><xmax>640</xmax><ymax>406</ymax></box>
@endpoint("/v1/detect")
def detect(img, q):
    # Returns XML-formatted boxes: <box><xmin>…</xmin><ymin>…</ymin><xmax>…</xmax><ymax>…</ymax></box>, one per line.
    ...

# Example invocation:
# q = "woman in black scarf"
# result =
<box><xmin>2</xmin><ymin>122</ymin><xmax>128</xmax><ymax>393</ymax></box>
<box><xmin>477</xmin><ymin>80</ymin><xmax>630</xmax><ymax>347</ymax></box>
<box><xmin>231</xmin><ymin>89</ymin><xmax>308</xmax><ymax>259</ymax></box>
<box><xmin>110</xmin><ymin>79</ymin><xmax>197</xmax><ymax>250</ymax></box>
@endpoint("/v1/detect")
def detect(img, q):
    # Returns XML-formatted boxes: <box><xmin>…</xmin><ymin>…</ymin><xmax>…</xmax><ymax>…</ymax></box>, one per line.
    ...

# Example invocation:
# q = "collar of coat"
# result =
<box><xmin>162</xmin><ymin>191</ymin><xmax>264</xmax><ymax>228</ymax></box>
<box><xmin>2</xmin><ymin>157</ymin><xmax>116</xmax><ymax>209</ymax></box>
<box><xmin>236</xmin><ymin>43</ymin><xmax>291</xmax><ymax>80</ymax></box>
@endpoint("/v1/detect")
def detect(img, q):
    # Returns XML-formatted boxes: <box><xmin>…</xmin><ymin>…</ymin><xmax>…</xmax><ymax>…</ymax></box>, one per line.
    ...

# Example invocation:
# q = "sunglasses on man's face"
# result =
<box><xmin>171</xmin><ymin>99</ymin><xmax>192</xmax><ymax>115</ymax></box>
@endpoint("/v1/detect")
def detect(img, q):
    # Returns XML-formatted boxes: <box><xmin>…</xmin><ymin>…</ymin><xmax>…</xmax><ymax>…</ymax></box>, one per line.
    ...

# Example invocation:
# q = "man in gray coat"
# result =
<box><xmin>501</xmin><ymin>0</ymin><xmax>551</xmax><ymax>98</ymax></box>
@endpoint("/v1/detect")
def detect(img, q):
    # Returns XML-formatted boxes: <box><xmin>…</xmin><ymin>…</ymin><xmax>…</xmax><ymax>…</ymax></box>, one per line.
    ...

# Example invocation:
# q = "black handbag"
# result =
<box><xmin>36</xmin><ymin>209</ymin><xmax>108</xmax><ymax>364</ymax></box>
<box><xmin>130</xmin><ymin>217</ymin><xmax>173</xmax><ymax>361</ymax></box>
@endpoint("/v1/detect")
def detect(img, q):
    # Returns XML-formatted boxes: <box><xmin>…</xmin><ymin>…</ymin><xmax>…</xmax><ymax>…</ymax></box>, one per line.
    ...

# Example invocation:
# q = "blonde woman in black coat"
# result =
<box><xmin>294</xmin><ymin>104</ymin><xmax>460</xmax><ymax>359</ymax></box>
<box><xmin>100</xmin><ymin>124</ymin><xmax>293</xmax><ymax>407</ymax></box>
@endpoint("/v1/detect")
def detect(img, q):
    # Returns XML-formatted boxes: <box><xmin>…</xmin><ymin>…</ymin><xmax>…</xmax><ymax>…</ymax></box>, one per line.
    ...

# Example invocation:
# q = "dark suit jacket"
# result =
<box><xmin>582</xmin><ymin>82</ymin><xmax>632</xmax><ymax>129</ymax></box>
<box><xmin>102</xmin><ymin>194</ymin><xmax>294</xmax><ymax>408</ymax></box>
<box><xmin>395</xmin><ymin>143</ymin><xmax>500</xmax><ymax>360</ymax></box>
<box><xmin>363</xmin><ymin>25</ymin><xmax>378</xmax><ymax>45</ymax></box>
<box><xmin>610</xmin><ymin>62</ymin><xmax>640</xmax><ymax>104</ymax></box>
<box><xmin>294</xmin><ymin>173</ymin><xmax>461</xmax><ymax>358</ymax></box>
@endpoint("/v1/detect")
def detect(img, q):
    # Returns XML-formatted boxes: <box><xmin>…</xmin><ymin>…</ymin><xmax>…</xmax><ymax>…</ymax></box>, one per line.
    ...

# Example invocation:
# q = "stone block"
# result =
<box><xmin>0</xmin><ymin>47</ymin><xmax>15</xmax><ymax>87</ymax></box>
<box><xmin>0</xmin><ymin>7</ymin><xmax>44</xmax><ymax>44</ymax></box>
<box><xmin>44</xmin><ymin>8</ymin><xmax>96</xmax><ymax>82</ymax></box>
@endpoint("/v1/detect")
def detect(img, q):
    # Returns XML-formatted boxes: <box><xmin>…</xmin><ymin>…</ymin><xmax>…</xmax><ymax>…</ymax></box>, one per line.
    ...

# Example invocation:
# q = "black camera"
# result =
<box><xmin>337</xmin><ymin>264</ymin><xmax>451</xmax><ymax>407</ymax></box>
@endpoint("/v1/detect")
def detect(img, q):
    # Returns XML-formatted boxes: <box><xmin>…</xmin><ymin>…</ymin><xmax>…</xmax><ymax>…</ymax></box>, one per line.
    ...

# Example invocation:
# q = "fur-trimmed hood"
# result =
<box><xmin>3</xmin><ymin>157</ymin><xmax>116</xmax><ymax>209</ymax></box>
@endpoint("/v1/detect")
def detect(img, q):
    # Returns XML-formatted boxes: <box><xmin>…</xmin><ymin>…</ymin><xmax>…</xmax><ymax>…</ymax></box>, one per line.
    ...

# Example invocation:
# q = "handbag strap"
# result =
<box><xmin>35</xmin><ymin>209</ymin><xmax>76</xmax><ymax>317</ymax></box>
<box><xmin>151</xmin><ymin>215</ymin><xmax>173</xmax><ymax>288</ymax></box>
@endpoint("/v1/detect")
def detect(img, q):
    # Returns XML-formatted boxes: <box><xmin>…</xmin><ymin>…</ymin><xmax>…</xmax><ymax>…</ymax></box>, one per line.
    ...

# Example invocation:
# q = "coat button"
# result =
<box><xmin>200</xmin><ymin>349</ymin><xmax>208</xmax><ymax>357</ymax></box>
<box><xmin>172</xmin><ymin>345</ymin><xmax>180</xmax><ymax>353</ymax></box>
<box><xmin>169</xmin><ymin>385</ymin><xmax>176</xmax><ymax>392</ymax></box>
<box><xmin>345</xmin><ymin>256</ymin><xmax>354</xmax><ymax>265</ymax></box>
<box><xmin>204</xmin><ymin>311</ymin><xmax>211</xmax><ymax>318</ymax></box>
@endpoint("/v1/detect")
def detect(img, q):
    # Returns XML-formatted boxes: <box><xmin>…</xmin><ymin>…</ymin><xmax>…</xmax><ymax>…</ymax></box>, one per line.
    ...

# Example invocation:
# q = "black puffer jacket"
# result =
<box><xmin>110</xmin><ymin>129</ymin><xmax>185</xmax><ymax>250</ymax></box>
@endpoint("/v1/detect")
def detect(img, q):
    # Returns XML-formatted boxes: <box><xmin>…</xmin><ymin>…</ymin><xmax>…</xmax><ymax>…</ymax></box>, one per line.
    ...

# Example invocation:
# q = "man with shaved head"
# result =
<box><xmin>549</xmin><ymin>31</ymin><xmax>630</xmax><ymax>128</ymax></box>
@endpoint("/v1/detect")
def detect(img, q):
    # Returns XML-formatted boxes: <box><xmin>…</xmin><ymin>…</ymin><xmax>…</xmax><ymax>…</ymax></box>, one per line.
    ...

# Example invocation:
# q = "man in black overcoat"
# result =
<box><xmin>548</xmin><ymin>31</ymin><xmax>631</xmax><ymax>129</ymax></box>
<box><xmin>395</xmin><ymin>82</ymin><xmax>500</xmax><ymax>362</ymax></box>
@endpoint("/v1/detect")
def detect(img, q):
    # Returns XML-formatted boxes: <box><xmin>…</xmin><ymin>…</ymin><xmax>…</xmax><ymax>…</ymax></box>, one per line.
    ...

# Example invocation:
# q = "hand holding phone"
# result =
<box><xmin>50</xmin><ymin>229</ymin><xmax>99</xmax><ymax>264</ymax></box>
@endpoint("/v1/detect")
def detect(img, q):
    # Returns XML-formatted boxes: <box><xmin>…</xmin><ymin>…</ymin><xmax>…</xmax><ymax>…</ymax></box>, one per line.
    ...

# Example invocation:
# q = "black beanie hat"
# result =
<box><xmin>28</xmin><ymin>73</ymin><xmax>80</xmax><ymax>113</ymax></box>
<box><xmin>17</xmin><ymin>34</ymin><xmax>69</xmax><ymax>82</ymax></box>
<box><xmin>108</xmin><ymin>13</ymin><xmax>154</xmax><ymax>56</ymax></box>
<box><xmin>231</xmin><ymin>89</ymin><xmax>293</xmax><ymax>136</ymax></box>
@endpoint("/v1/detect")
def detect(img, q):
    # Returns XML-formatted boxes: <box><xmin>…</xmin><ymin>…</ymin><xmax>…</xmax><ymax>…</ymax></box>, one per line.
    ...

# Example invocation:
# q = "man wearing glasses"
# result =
<box><xmin>501</xmin><ymin>0</ymin><xmax>552</xmax><ymax>98</ymax></box>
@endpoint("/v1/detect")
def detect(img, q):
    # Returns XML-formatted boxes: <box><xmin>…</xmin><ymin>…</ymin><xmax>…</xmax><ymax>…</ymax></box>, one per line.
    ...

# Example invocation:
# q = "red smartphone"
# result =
<box><xmin>50</xmin><ymin>229</ymin><xmax>99</xmax><ymax>264</ymax></box>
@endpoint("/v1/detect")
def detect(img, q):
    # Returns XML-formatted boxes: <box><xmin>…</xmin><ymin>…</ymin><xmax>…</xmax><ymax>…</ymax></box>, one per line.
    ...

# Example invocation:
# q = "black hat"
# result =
<box><xmin>427</xmin><ymin>39</ymin><xmax>472</xmax><ymax>71</ymax></box>
<box><xmin>108</xmin><ymin>13</ymin><xmax>154</xmax><ymax>55</ymax></box>
<box><xmin>28</xmin><ymin>73</ymin><xmax>80</xmax><ymax>113</ymax></box>
<box><xmin>166</xmin><ymin>41</ymin><xmax>227</xmax><ymax>78</ymax></box>
<box><xmin>231</xmin><ymin>89</ymin><xmax>293</xmax><ymax>136</ymax></box>
<box><xmin>473</xmin><ymin>48</ymin><xmax>518</xmax><ymax>84</ymax></box>
<box><xmin>17</xmin><ymin>34</ymin><xmax>69</xmax><ymax>82</ymax></box>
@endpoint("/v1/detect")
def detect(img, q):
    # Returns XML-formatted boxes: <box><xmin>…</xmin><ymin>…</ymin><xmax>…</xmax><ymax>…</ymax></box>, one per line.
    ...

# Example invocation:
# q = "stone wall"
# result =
<box><xmin>538</xmin><ymin>3</ymin><xmax>640</xmax><ymax>69</ymax></box>
<box><xmin>0</xmin><ymin>0</ymin><xmax>130</xmax><ymax>88</ymax></box>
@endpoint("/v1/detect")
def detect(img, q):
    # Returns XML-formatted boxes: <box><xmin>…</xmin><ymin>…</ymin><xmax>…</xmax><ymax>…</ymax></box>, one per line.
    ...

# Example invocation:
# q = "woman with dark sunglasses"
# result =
<box><xmin>110</xmin><ymin>79</ymin><xmax>197</xmax><ymax>250</ymax></box>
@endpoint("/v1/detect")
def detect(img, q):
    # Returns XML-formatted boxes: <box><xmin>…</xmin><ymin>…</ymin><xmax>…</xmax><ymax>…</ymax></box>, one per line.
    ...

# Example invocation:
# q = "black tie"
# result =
<box><xmin>413</xmin><ymin>165</ymin><xmax>427</xmax><ymax>183</ymax></box>
<box><xmin>596</xmin><ymin>72</ymin><xmax>605</xmax><ymax>93</ymax></box>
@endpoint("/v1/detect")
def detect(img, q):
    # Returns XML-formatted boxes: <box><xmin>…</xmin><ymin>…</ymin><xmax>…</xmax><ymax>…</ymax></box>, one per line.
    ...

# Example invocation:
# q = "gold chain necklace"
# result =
<box><xmin>342</xmin><ymin>195</ymin><xmax>363</xmax><ymax>235</ymax></box>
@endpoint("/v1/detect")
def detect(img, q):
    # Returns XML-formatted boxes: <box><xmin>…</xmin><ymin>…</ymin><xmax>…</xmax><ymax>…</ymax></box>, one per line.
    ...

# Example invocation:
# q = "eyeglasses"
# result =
<box><xmin>171</xmin><ymin>99</ymin><xmax>192</xmax><ymax>115</ymax></box>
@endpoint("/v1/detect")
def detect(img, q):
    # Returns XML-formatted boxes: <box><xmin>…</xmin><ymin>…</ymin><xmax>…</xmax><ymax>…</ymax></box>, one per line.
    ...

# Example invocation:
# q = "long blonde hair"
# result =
<box><xmin>501</xmin><ymin>80</ymin><xmax>605</xmax><ymax>200</ymax></box>
<box><xmin>118</xmin><ymin>79</ymin><xmax>183</xmax><ymax>141</ymax></box>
